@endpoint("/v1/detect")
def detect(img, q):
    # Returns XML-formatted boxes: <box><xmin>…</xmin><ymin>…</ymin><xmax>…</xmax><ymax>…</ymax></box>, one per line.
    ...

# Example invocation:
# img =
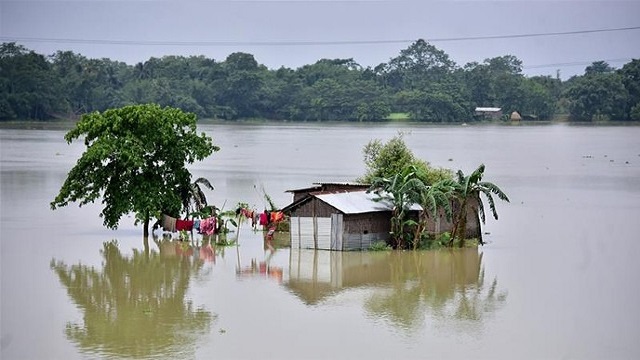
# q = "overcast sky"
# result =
<box><xmin>1</xmin><ymin>0</ymin><xmax>639</xmax><ymax>79</ymax></box>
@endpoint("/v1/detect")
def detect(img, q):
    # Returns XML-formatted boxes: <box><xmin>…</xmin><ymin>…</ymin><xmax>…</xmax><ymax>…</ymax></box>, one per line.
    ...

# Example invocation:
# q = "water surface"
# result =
<box><xmin>1</xmin><ymin>122</ymin><xmax>639</xmax><ymax>359</ymax></box>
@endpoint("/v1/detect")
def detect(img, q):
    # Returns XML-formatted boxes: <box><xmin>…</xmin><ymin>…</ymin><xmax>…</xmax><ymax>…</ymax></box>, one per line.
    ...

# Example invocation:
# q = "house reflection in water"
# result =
<box><xmin>286</xmin><ymin>248</ymin><xmax>506</xmax><ymax>328</ymax></box>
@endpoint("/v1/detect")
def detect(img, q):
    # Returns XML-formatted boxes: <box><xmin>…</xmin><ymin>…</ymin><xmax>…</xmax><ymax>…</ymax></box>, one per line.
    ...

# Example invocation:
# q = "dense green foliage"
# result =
<box><xmin>364</xmin><ymin>137</ymin><xmax>509</xmax><ymax>249</ymax></box>
<box><xmin>359</xmin><ymin>133</ymin><xmax>453</xmax><ymax>184</ymax></box>
<box><xmin>3</xmin><ymin>41</ymin><xmax>638</xmax><ymax>122</ymax></box>
<box><xmin>50</xmin><ymin>104</ymin><xmax>218</xmax><ymax>236</ymax></box>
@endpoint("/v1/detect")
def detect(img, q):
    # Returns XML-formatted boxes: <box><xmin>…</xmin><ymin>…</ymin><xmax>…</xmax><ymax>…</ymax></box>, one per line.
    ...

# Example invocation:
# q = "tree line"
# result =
<box><xmin>2</xmin><ymin>41</ymin><xmax>639</xmax><ymax>122</ymax></box>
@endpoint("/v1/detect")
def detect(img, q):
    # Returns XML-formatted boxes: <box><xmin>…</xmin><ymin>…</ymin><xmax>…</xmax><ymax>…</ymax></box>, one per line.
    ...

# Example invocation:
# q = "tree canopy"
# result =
<box><xmin>359</xmin><ymin>133</ymin><xmax>452</xmax><ymax>184</ymax></box>
<box><xmin>2</xmin><ymin>41</ymin><xmax>638</xmax><ymax>122</ymax></box>
<box><xmin>50</xmin><ymin>104</ymin><xmax>218</xmax><ymax>236</ymax></box>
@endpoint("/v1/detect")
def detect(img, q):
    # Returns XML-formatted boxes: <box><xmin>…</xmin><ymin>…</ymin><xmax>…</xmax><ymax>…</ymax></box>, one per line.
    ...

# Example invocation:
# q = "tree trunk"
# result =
<box><xmin>143</xmin><ymin>211</ymin><xmax>149</xmax><ymax>238</ymax></box>
<box><xmin>450</xmin><ymin>199</ymin><xmax>467</xmax><ymax>247</ymax></box>
<box><xmin>143</xmin><ymin>235</ymin><xmax>150</xmax><ymax>257</ymax></box>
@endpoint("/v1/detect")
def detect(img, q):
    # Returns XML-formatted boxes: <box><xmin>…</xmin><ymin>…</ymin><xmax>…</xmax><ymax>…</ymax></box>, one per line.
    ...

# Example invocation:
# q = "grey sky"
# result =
<box><xmin>1</xmin><ymin>0</ymin><xmax>639</xmax><ymax>79</ymax></box>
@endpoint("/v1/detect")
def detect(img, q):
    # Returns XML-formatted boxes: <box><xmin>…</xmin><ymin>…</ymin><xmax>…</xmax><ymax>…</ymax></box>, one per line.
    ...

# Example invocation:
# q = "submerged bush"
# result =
<box><xmin>422</xmin><ymin>232</ymin><xmax>479</xmax><ymax>249</ymax></box>
<box><xmin>369</xmin><ymin>241</ymin><xmax>392</xmax><ymax>251</ymax></box>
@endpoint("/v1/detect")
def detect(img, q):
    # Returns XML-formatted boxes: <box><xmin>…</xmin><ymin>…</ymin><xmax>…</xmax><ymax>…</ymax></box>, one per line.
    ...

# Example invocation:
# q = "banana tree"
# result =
<box><xmin>369</xmin><ymin>165</ymin><xmax>425</xmax><ymax>249</ymax></box>
<box><xmin>413</xmin><ymin>179</ymin><xmax>457</xmax><ymax>249</ymax></box>
<box><xmin>450</xmin><ymin>164</ymin><xmax>509</xmax><ymax>246</ymax></box>
<box><xmin>181</xmin><ymin>177</ymin><xmax>214</xmax><ymax>219</ymax></box>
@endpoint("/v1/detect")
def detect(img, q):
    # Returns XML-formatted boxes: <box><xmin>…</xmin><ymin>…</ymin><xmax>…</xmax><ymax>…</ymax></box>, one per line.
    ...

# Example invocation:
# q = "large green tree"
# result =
<box><xmin>386</xmin><ymin>39</ymin><xmax>456</xmax><ymax>90</ymax></box>
<box><xmin>359</xmin><ymin>133</ymin><xmax>452</xmax><ymax>184</ymax></box>
<box><xmin>50</xmin><ymin>104</ymin><xmax>218</xmax><ymax>236</ymax></box>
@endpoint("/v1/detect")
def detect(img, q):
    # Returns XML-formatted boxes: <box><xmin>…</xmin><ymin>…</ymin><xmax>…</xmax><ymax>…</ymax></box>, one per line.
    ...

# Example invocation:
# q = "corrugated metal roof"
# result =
<box><xmin>313</xmin><ymin>182</ymin><xmax>369</xmax><ymax>186</ymax></box>
<box><xmin>315</xmin><ymin>190</ymin><xmax>422</xmax><ymax>214</ymax></box>
<box><xmin>475</xmin><ymin>107</ymin><xmax>502</xmax><ymax>112</ymax></box>
<box><xmin>285</xmin><ymin>182</ymin><xmax>369</xmax><ymax>193</ymax></box>
<box><xmin>285</xmin><ymin>185</ymin><xmax>321</xmax><ymax>193</ymax></box>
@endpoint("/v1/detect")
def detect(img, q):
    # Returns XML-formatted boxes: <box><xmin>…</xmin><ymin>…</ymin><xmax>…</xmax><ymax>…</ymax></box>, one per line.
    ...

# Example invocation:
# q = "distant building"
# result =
<box><xmin>474</xmin><ymin>107</ymin><xmax>503</xmax><ymax>120</ymax></box>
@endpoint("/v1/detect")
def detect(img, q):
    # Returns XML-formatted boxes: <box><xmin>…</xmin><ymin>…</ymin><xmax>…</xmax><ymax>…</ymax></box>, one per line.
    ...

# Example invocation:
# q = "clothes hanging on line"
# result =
<box><xmin>199</xmin><ymin>217</ymin><xmax>216</xmax><ymax>235</ymax></box>
<box><xmin>176</xmin><ymin>219</ymin><xmax>194</xmax><ymax>231</ymax></box>
<box><xmin>259</xmin><ymin>212</ymin><xmax>269</xmax><ymax>226</ymax></box>
<box><xmin>162</xmin><ymin>215</ymin><xmax>177</xmax><ymax>232</ymax></box>
<box><xmin>270</xmin><ymin>211</ymin><xmax>284</xmax><ymax>223</ymax></box>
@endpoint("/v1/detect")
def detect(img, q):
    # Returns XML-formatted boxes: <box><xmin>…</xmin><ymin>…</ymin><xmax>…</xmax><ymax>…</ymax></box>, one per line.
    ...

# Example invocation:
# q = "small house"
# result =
<box><xmin>474</xmin><ymin>107</ymin><xmax>503</xmax><ymax>120</ymax></box>
<box><xmin>284</xmin><ymin>189</ymin><xmax>414</xmax><ymax>251</ymax></box>
<box><xmin>283</xmin><ymin>183</ymin><xmax>482</xmax><ymax>251</ymax></box>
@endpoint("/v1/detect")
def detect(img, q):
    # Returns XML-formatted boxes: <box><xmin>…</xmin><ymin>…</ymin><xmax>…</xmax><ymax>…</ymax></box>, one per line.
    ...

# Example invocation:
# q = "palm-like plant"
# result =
<box><xmin>369</xmin><ymin>165</ymin><xmax>425</xmax><ymax>249</ymax></box>
<box><xmin>413</xmin><ymin>179</ymin><xmax>457</xmax><ymax>249</ymax></box>
<box><xmin>450</xmin><ymin>164</ymin><xmax>509</xmax><ymax>246</ymax></box>
<box><xmin>181</xmin><ymin>177</ymin><xmax>214</xmax><ymax>219</ymax></box>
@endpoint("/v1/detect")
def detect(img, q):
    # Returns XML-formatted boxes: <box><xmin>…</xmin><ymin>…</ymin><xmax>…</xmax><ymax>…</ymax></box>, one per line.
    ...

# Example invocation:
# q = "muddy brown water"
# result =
<box><xmin>1</xmin><ymin>122</ymin><xmax>639</xmax><ymax>359</ymax></box>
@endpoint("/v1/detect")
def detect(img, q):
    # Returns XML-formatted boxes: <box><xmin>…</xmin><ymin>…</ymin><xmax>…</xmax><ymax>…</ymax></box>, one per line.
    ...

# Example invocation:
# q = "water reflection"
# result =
<box><xmin>235</xmin><ymin>233</ymin><xmax>287</xmax><ymax>283</ymax></box>
<box><xmin>50</xmin><ymin>239</ymin><xmax>215</xmax><ymax>359</ymax></box>
<box><xmin>287</xmin><ymin>248</ymin><xmax>506</xmax><ymax>331</ymax></box>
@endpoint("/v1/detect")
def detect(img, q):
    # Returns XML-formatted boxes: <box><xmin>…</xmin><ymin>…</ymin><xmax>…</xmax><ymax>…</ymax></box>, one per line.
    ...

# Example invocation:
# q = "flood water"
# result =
<box><xmin>1</xmin><ymin>122</ymin><xmax>640</xmax><ymax>359</ymax></box>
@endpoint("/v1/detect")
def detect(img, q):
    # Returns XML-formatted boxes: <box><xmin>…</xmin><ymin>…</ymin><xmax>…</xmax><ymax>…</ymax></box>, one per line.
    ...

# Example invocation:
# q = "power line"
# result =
<box><xmin>2</xmin><ymin>26</ymin><xmax>639</xmax><ymax>47</ymax></box>
<box><xmin>524</xmin><ymin>58</ymin><xmax>635</xmax><ymax>70</ymax></box>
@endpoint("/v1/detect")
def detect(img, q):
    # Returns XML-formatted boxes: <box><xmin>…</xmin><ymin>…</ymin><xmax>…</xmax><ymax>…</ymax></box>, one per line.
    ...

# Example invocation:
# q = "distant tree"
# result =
<box><xmin>387</xmin><ymin>39</ymin><xmax>456</xmax><ymax>90</ymax></box>
<box><xmin>212</xmin><ymin>52</ymin><xmax>265</xmax><ymax>119</ymax></box>
<box><xmin>566</xmin><ymin>72</ymin><xmax>628</xmax><ymax>121</ymax></box>
<box><xmin>518</xmin><ymin>78</ymin><xmax>556</xmax><ymax>120</ymax></box>
<box><xmin>584</xmin><ymin>61</ymin><xmax>615</xmax><ymax>76</ymax></box>
<box><xmin>618</xmin><ymin>59</ymin><xmax>640</xmax><ymax>120</ymax></box>
<box><xmin>485</xmin><ymin>55</ymin><xmax>523</xmax><ymax>75</ymax></box>
<box><xmin>462</xmin><ymin>55</ymin><xmax>528</xmax><ymax>117</ymax></box>
<box><xmin>50</xmin><ymin>104</ymin><xmax>218</xmax><ymax>237</ymax></box>
<box><xmin>297</xmin><ymin>58</ymin><xmax>362</xmax><ymax>87</ymax></box>
<box><xmin>0</xmin><ymin>42</ymin><xmax>60</xmax><ymax>120</ymax></box>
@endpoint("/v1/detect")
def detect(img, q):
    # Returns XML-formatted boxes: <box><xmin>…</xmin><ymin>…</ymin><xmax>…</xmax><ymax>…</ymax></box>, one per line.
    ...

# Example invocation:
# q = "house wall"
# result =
<box><xmin>342</xmin><ymin>212</ymin><xmax>392</xmax><ymax>250</ymax></box>
<box><xmin>475</xmin><ymin>110</ymin><xmax>503</xmax><ymax>120</ymax></box>
<box><xmin>421</xmin><ymin>198</ymin><xmax>481</xmax><ymax>239</ymax></box>
<box><xmin>288</xmin><ymin>198</ymin><xmax>336</xmax><ymax>218</ymax></box>
<box><xmin>343</xmin><ymin>212</ymin><xmax>391</xmax><ymax>234</ymax></box>
<box><xmin>289</xmin><ymin>202</ymin><xmax>393</xmax><ymax>251</ymax></box>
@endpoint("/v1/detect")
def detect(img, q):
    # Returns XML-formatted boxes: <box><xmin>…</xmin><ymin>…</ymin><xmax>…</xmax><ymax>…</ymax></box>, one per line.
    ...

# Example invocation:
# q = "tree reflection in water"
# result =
<box><xmin>50</xmin><ymin>238</ymin><xmax>214</xmax><ymax>359</ymax></box>
<box><xmin>365</xmin><ymin>249</ymin><xmax>507</xmax><ymax>331</ymax></box>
